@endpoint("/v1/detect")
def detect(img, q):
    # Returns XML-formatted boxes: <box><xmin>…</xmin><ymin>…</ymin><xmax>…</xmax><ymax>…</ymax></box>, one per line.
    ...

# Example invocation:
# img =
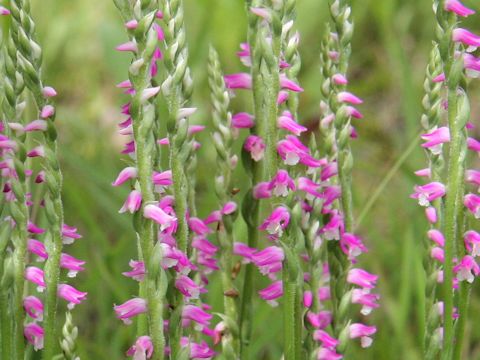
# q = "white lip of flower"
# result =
<box><xmin>324</xmin><ymin>229</ymin><xmax>340</xmax><ymax>241</ymax></box>
<box><xmin>162</xmin><ymin>258</ymin><xmax>178</xmax><ymax>268</ymax></box>
<box><xmin>266</xmin><ymin>222</ymin><xmax>283</xmax><ymax>236</ymax></box>
<box><xmin>273</xmin><ymin>184</ymin><xmax>288</xmax><ymax>197</ymax></box>
<box><xmin>251</xmin><ymin>147</ymin><xmax>264</xmax><ymax>162</ymax></box>
<box><xmin>67</xmin><ymin>270</ymin><xmax>78</xmax><ymax>278</ymax></box>
<box><xmin>472</xmin><ymin>244</ymin><xmax>480</xmax><ymax>257</ymax></box>
<box><xmin>350</xmin><ymin>247</ymin><xmax>362</xmax><ymax>258</ymax></box>
<box><xmin>475</xmin><ymin>208</ymin><xmax>480</xmax><ymax>219</ymax></box>
<box><xmin>285</xmin><ymin>152</ymin><xmax>300</xmax><ymax>166</ymax></box>
<box><xmin>37</xmin><ymin>286</ymin><xmax>45</xmax><ymax>293</ymax></box>
<box><xmin>267</xmin><ymin>299</ymin><xmax>279</xmax><ymax>307</ymax></box>
<box><xmin>360</xmin><ymin>336</ymin><xmax>373</xmax><ymax>348</ymax></box>
<box><xmin>418</xmin><ymin>193</ymin><xmax>430</xmax><ymax>207</ymax></box>
<box><xmin>361</xmin><ymin>306</ymin><xmax>373</xmax><ymax>316</ymax></box>
<box><xmin>429</xmin><ymin>143</ymin><xmax>443</xmax><ymax>155</ymax></box>
<box><xmin>457</xmin><ymin>268</ymin><xmax>474</xmax><ymax>283</ymax></box>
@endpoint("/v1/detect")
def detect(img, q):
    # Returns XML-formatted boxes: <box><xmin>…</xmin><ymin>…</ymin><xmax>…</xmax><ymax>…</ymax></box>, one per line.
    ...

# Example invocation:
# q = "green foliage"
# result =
<box><xmin>12</xmin><ymin>0</ymin><xmax>480</xmax><ymax>358</ymax></box>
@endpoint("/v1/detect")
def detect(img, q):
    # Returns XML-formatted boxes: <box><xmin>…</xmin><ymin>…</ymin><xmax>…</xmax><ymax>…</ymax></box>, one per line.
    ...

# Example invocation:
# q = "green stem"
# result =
<box><xmin>441</xmin><ymin>89</ymin><xmax>463</xmax><ymax>359</ymax></box>
<box><xmin>283</xmin><ymin>279</ymin><xmax>302</xmax><ymax>360</ymax></box>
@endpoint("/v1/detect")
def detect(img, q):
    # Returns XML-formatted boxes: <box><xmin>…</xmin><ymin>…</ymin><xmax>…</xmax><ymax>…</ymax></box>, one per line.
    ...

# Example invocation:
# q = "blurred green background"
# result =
<box><xmin>4</xmin><ymin>0</ymin><xmax>480</xmax><ymax>358</ymax></box>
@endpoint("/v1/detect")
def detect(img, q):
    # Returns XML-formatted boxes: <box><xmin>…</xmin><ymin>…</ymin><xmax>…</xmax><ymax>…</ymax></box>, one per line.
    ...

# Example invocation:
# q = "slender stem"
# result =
<box><xmin>283</xmin><ymin>277</ymin><xmax>302</xmax><ymax>360</ymax></box>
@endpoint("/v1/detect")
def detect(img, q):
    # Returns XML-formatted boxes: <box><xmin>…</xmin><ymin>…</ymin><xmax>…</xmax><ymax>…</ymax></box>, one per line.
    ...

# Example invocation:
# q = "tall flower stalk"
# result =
<box><xmin>112</xmin><ymin>1</ymin><xmax>166</xmax><ymax>359</ymax></box>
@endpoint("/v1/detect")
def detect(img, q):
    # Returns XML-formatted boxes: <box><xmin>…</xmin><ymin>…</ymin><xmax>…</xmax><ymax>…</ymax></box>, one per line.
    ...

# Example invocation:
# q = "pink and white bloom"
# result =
<box><xmin>352</xmin><ymin>289</ymin><xmax>380</xmax><ymax>315</ymax></box>
<box><xmin>232</xmin><ymin>112</ymin><xmax>254</xmax><ymax>129</ymax></box>
<box><xmin>25</xmin><ymin>266</ymin><xmax>45</xmax><ymax>292</ymax></box>
<box><xmin>143</xmin><ymin>204</ymin><xmax>177</xmax><ymax>231</ymax></box>
<box><xmin>24</xmin><ymin>323</ymin><xmax>44</xmax><ymax>351</ymax></box>
<box><xmin>116</xmin><ymin>41</ymin><xmax>138</xmax><ymax>52</ymax></box>
<box><xmin>320</xmin><ymin>211</ymin><xmax>344</xmax><ymax>241</ymax></box>
<box><xmin>347</xmin><ymin>268</ymin><xmax>378</xmax><ymax>289</ymax></box>
<box><xmin>452</xmin><ymin>28</ymin><xmax>480</xmax><ymax>48</ymax></box>
<box><xmin>23</xmin><ymin>296</ymin><xmax>44</xmax><ymax>320</ymax></box>
<box><xmin>60</xmin><ymin>253</ymin><xmax>86</xmax><ymax>277</ymax></box>
<box><xmin>349</xmin><ymin>323</ymin><xmax>376</xmax><ymax>348</ymax></box>
<box><xmin>454</xmin><ymin>255</ymin><xmax>480</xmax><ymax>283</ymax></box>
<box><xmin>259</xmin><ymin>206</ymin><xmax>290</xmax><ymax>237</ymax></box>
<box><xmin>464</xmin><ymin>193</ymin><xmax>480</xmax><ymax>218</ymax></box>
<box><xmin>317</xmin><ymin>347</ymin><xmax>343</xmax><ymax>360</ymax></box>
<box><xmin>0</xmin><ymin>6</ymin><xmax>11</xmax><ymax>15</ymax></box>
<box><xmin>337</xmin><ymin>91</ymin><xmax>363</xmax><ymax>105</ymax></box>
<box><xmin>426</xmin><ymin>207</ymin><xmax>438</xmax><ymax>224</ymax></box>
<box><xmin>112</xmin><ymin>167</ymin><xmax>137</xmax><ymax>186</ymax></box>
<box><xmin>277</xmin><ymin>136</ymin><xmax>323</xmax><ymax>167</ymax></box>
<box><xmin>465</xmin><ymin>230</ymin><xmax>480</xmax><ymax>257</ymax></box>
<box><xmin>182</xmin><ymin>305</ymin><xmax>212</xmax><ymax>330</ymax></box>
<box><xmin>253</xmin><ymin>182</ymin><xmax>272</xmax><ymax>199</ymax></box>
<box><xmin>258</xmin><ymin>280</ymin><xmax>283</xmax><ymax>306</ymax></box>
<box><xmin>421</xmin><ymin>127</ymin><xmax>450</xmax><ymax>155</ymax></box>
<box><xmin>233</xmin><ymin>242</ymin><xmax>256</xmax><ymax>263</ymax></box>
<box><xmin>268</xmin><ymin>170</ymin><xmax>295</xmax><ymax>197</ymax></box>
<box><xmin>466</xmin><ymin>169</ymin><xmax>480</xmax><ymax>187</ymax></box>
<box><xmin>175</xmin><ymin>275</ymin><xmax>202</xmax><ymax>299</ymax></box>
<box><xmin>244</xmin><ymin>135</ymin><xmax>265</xmax><ymax>162</ymax></box>
<box><xmin>123</xmin><ymin>260</ymin><xmax>146</xmax><ymax>281</ymax></box>
<box><xmin>27</xmin><ymin>239</ymin><xmax>48</xmax><ymax>260</ymax></box>
<box><xmin>120</xmin><ymin>190</ymin><xmax>142</xmax><ymax>213</ymax></box>
<box><xmin>427</xmin><ymin>229</ymin><xmax>445</xmax><ymax>247</ymax></box>
<box><xmin>340</xmin><ymin>233</ymin><xmax>367</xmax><ymax>259</ymax></box>
<box><xmin>445</xmin><ymin>0</ymin><xmax>475</xmax><ymax>17</ymax></box>
<box><xmin>57</xmin><ymin>284</ymin><xmax>87</xmax><ymax>309</ymax></box>
<box><xmin>280</xmin><ymin>74</ymin><xmax>304</xmax><ymax>92</ymax></box>
<box><xmin>277</xmin><ymin>111</ymin><xmax>307</xmax><ymax>136</ymax></box>
<box><xmin>313</xmin><ymin>330</ymin><xmax>339</xmax><ymax>348</ymax></box>
<box><xmin>40</xmin><ymin>105</ymin><xmax>55</xmax><ymax>118</ymax></box>
<box><xmin>224</xmin><ymin>73</ymin><xmax>252</xmax><ymax>89</ymax></box>
<box><xmin>114</xmin><ymin>298</ymin><xmax>148</xmax><ymax>325</ymax></box>
<box><xmin>251</xmin><ymin>246</ymin><xmax>284</xmax><ymax>276</ymax></box>
<box><xmin>126</xmin><ymin>336</ymin><xmax>154</xmax><ymax>360</ymax></box>
<box><xmin>411</xmin><ymin>182</ymin><xmax>446</xmax><ymax>206</ymax></box>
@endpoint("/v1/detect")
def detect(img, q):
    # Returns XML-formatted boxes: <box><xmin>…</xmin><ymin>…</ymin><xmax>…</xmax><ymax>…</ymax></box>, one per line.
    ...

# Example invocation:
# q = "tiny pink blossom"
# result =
<box><xmin>454</xmin><ymin>255</ymin><xmax>480</xmax><ymax>283</ymax></box>
<box><xmin>27</xmin><ymin>239</ymin><xmax>48</xmax><ymax>260</ymax></box>
<box><xmin>425</xmin><ymin>206</ymin><xmax>438</xmax><ymax>224</ymax></box>
<box><xmin>411</xmin><ymin>182</ymin><xmax>446</xmax><ymax>207</ymax></box>
<box><xmin>175</xmin><ymin>275</ymin><xmax>202</xmax><ymax>299</ymax></box>
<box><xmin>268</xmin><ymin>170</ymin><xmax>295</xmax><ymax>197</ymax></box>
<box><xmin>452</xmin><ymin>28</ymin><xmax>480</xmax><ymax>47</ymax></box>
<box><xmin>60</xmin><ymin>253</ymin><xmax>86</xmax><ymax>277</ymax></box>
<box><xmin>42</xmin><ymin>86</ymin><xmax>57</xmax><ymax>98</ymax></box>
<box><xmin>23</xmin><ymin>296</ymin><xmax>44</xmax><ymax>320</ymax></box>
<box><xmin>465</xmin><ymin>230</ymin><xmax>480</xmax><ymax>257</ymax></box>
<box><xmin>337</xmin><ymin>91</ymin><xmax>363</xmax><ymax>105</ymax></box>
<box><xmin>259</xmin><ymin>206</ymin><xmax>290</xmax><ymax>237</ymax></box>
<box><xmin>40</xmin><ymin>105</ymin><xmax>55</xmax><ymax>118</ymax></box>
<box><xmin>114</xmin><ymin>298</ymin><xmax>148</xmax><ymax>325</ymax></box>
<box><xmin>232</xmin><ymin>112</ymin><xmax>255</xmax><ymax>129</ymax></box>
<box><xmin>464</xmin><ymin>193</ymin><xmax>480</xmax><ymax>218</ymax></box>
<box><xmin>0</xmin><ymin>6</ymin><xmax>11</xmax><ymax>15</ymax></box>
<box><xmin>182</xmin><ymin>305</ymin><xmax>212</xmax><ymax>330</ymax></box>
<box><xmin>57</xmin><ymin>284</ymin><xmax>87</xmax><ymax>309</ymax></box>
<box><xmin>332</xmin><ymin>73</ymin><xmax>348</xmax><ymax>85</ymax></box>
<box><xmin>24</xmin><ymin>323</ymin><xmax>44</xmax><ymax>351</ymax></box>
<box><xmin>24</xmin><ymin>120</ymin><xmax>48</xmax><ymax>132</ymax></box>
<box><xmin>277</xmin><ymin>111</ymin><xmax>307</xmax><ymax>136</ymax></box>
<box><xmin>427</xmin><ymin>229</ymin><xmax>445</xmax><ymax>247</ymax></box>
<box><xmin>349</xmin><ymin>323</ymin><xmax>376</xmax><ymax>348</ymax></box>
<box><xmin>143</xmin><ymin>204</ymin><xmax>177</xmax><ymax>231</ymax></box>
<box><xmin>120</xmin><ymin>190</ymin><xmax>142</xmax><ymax>214</ymax></box>
<box><xmin>224</xmin><ymin>73</ymin><xmax>252</xmax><ymax>89</ymax></box>
<box><xmin>313</xmin><ymin>330</ymin><xmax>339</xmax><ymax>348</ymax></box>
<box><xmin>445</xmin><ymin>0</ymin><xmax>475</xmax><ymax>17</ymax></box>
<box><xmin>253</xmin><ymin>182</ymin><xmax>273</xmax><ymax>199</ymax></box>
<box><xmin>233</xmin><ymin>242</ymin><xmax>256</xmax><ymax>263</ymax></box>
<box><xmin>112</xmin><ymin>167</ymin><xmax>138</xmax><ymax>186</ymax></box>
<box><xmin>123</xmin><ymin>260</ymin><xmax>146</xmax><ymax>281</ymax></box>
<box><xmin>347</xmin><ymin>268</ymin><xmax>378</xmax><ymax>289</ymax></box>
<box><xmin>124</xmin><ymin>19</ymin><xmax>138</xmax><ymax>29</ymax></box>
<box><xmin>352</xmin><ymin>289</ymin><xmax>380</xmax><ymax>315</ymax></box>
<box><xmin>25</xmin><ymin>266</ymin><xmax>45</xmax><ymax>292</ymax></box>
<box><xmin>280</xmin><ymin>74</ymin><xmax>304</xmax><ymax>92</ymax></box>
<box><xmin>467</xmin><ymin>137</ymin><xmax>480</xmax><ymax>152</ymax></box>
<box><xmin>258</xmin><ymin>280</ymin><xmax>283</xmax><ymax>306</ymax></box>
<box><xmin>244</xmin><ymin>135</ymin><xmax>265</xmax><ymax>162</ymax></box>
<box><xmin>421</xmin><ymin>127</ymin><xmax>450</xmax><ymax>154</ymax></box>
<box><xmin>414</xmin><ymin>168</ymin><xmax>431</xmax><ymax>178</ymax></box>
<box><xmin>116</xmin><ymin>41</ymin><xmax>138</xmax><ymax>52</ymax></box>
<box><xmin>251</xmin><ymin>246</ymin><xmax>284</xmax><ymax>276</ymax></box>
<box><xmin>126</xmin><ymin>336</ymin><xmax>154</xmax><ymax>359</ymax></box>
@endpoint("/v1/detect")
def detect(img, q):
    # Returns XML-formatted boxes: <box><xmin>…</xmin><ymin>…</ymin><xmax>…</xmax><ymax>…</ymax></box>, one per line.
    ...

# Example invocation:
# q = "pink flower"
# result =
<box><xmin>126</xmin><ymin>336</ymin><xmax>154</xmax><ymax>359</ymax></box>
<box><xmin>258</xmin><ymin>280</ymin><xmax>283</xmax><ymax>306</ymax></box>
<box><xmin>466</xmin><ymin>169</ymin><xmax>480</xmax><ymax>187</ymax></box>
<box><xmin>464</xmin><ymin>230</ymin><xmax>480</xmax><ymax>257</ymax></box>
<box><xmin>175</xmin><ymin>275</ymin><xmax>202</xmax><ymax>299</ymax></box>
<box><xmin>40</xmin><ymin>105</ymin><xmax>55</xmax><ymax>118</ymax></box>
<box><xmin>25</xmin><ymin>120</ymin><xmax>47</xmax><ymax>132</ymax></box>
<box><xmin>24</xmin><ymin>323</ymin><xmax>44</xmax><ymax>351</ymax></box>
<box><xmin>352</xmin><ymin>289</ymin><xmax>380</xmax><ymax>315</ymax></box>
<box><xmin>60</xmin><ymin>253</ymin><xmax>86</xmax><ymax>278</ymax></box>
<box><xmin>182</xmin><ymin>305</ymin><xmax>212</xmax><ymax>330</ymax></box>
<box><xmin>337</xmin><ymin>91</ymin><xmax>363</xmax><ymax>105</ymax></box>
<box><xmin>421</xmin><ymin>127</ymin><xmax>450</xmax><ymax>154</ymax></box>
<box><xmin>303</xmin><ymin>290</ymin><xmax>313</xmax><ymax>308</ymax></box>
<box><xmin>425</xmin><ymin>206</ymin><xmax>438</xmax><ymax>224</ymax></box>
<box><xmin>259</xmin><ymin>206</ymin><xmax>290</xmax><ymax>237</ymax></box>
<box><xmin>25</xmin><ymin>266</ymin><xmax>45</xmax><ymax>292</ymax></box>
<box><xmin>431</xmin><ymin>247</ymin><xmax>445</xmax><ymax>263</ymax></box>
<box><xmin>306</xmin><ymin>311</ymin><xmax>332</xmax><ymax>329</ymax></box>
<box><xmin>280</xmin><ymin>74</ymin><xmax>304</xmax><ymax>92</ymax></box>
<box><xmin>244</xmin><ymin>135</ymin><xmax>265</xmax><ymax>162</ymax></box>
<box><xmin>349</xmin><ymin>323</ymin><xmax>376</xmax><ymax>348</ymax></box>
<box><xmin>445</xmin><ymin>0</ymin><xmax>475</xmax><ymax>17</ymax></box>
<box><xmin>411</xmin><ymin>182</ymin><xmax>446</xmax><ymax>206</ymax></box>
<box><xmin>320</xmin><ymin>211</ymin><xmax>344</xmax><ymax>241</ymax></box>
<box><xmin>347</xmin><ymin>268</ymin><xmax>378</xmax><ymax>289</ymax></box>
<box><xmin>27</xmin><ymin>146</ymin><xmax>45</xmax><ymax>158</ymax></box>
<box><xmin>192</xmin><ymin>238</ymin><xmax>218</xmax><ymax>256</ymax></box>
<box><xmin>23</xmin><ymin>296</ymin><xmax>44</xmax><ymax>320</ymax></box>
<box><xmin>317</xmin><ymin>347</ymin><xmax>343</xmax><ymax>360</ymax></box>
<box><xmin>277</xmin><ymin>91</ymin><xmax>289</xmax><ymax>104</ymax></box>
<box><xmin>62</xmin><ymin>224</ymin><xmax>82</xmax><ymax>244</ymax></box>
<box><xmin>340</xmin><ymin>232</ymin><xmax>367</xmax><ymax>259</ymax></box>
<box><xmin>221</xmin><ymin>201</ymin><xmax>237</xmax><ymax>215</ymax></box>
<box><xmin>268</xmin><ymin>170</ymin><xmax>295</xmax><ymax>197</ymax></box>
<box><xmin>27</xmin><ymin>239</ymin><xmax>48</xmax><ymax>260</ymax></box>
<box><xmin>332</xmin><ymin>73</ymin><xmax>348</xmax><ymax>85</ymax></box>
<box><xmin>253</xmin><ymin>182</ymin><xmax>272</xmax><ymax>199</ymax></box>
<box><xmin>0</xmin><ymin>6</ymin><xmax>11</xmax><ymax>15</ymax></box>
<box><xmin>114</xmin><ymin>298</ymin><xmax>148</xmax><ymax>325</ymax></box>
<box><xmin>298</xmin><ymin>177</ymin><xmax>323</xmax><ymax>199</ymax></box>
<box><xmin>313</xmin><ymin>330</ymin><xmax>339</xmax><ymax>348</ymax></box>
<box><xmin>57</xmin><ymin>284</ymin><xmax>87</xmax><ymax>309</ymax></box>
<box><xmin>252</xmin><ymin>246</ymin><xmax>284</xmax><ymax>276</ymax></box>
<box><xmin>454</xmin><ymin>255</ymin><xmax>480</xmax><ymax>283</ymax></box>
<box><xmin>186</xmin><ymin>339</ymin><xmax>216</xmax><ymax>359</ymax></box>
<box><xmin>120</xmin><ymin>190</ymin><xmax>142</xmax><ymax>213</ymax></box>
<box><xmin>116</xmin><ymin>41</ymin><xmax>138</xmax><ymax>52</ymax></box>
<box><xmin>232</xmin><ymin>112</ymin><xmax>255</xmax><ymax>128</ymax></box>
<box><xmin>143</xmin><ymin>204</ymin><xmax>177</xmax><ymax>231</ymax></box>
<box><xmin>277</xmin><ymin>136</ymin><xmax>323</xmax><ymax>167</ymax></box>
<box><xmin>224</xmin><ymin>73</ymin><xmax>252</xmax><ymax>89</ymax></box>
<box><xmin>452</xmin><ymin>28</ymin><xmax>480</xmax><ymax>47</ymax></box>
<box><xmin>464</xmin><ymin>193</ymin><xmax>480</xmax><ymax>218</ymax></box>
<box><xmin>188</xmin><ymin>217</ymin><xmax>211</xmax><ymax>236</ymax></box>
<box><xmin>277</xmin><ymin>111</ymin><xmax>307</xmax><ymax>136</ymax></box>
<box><xmin>123</xmin><ymin>260</ymin><xmax>146</xmax><ymax>281</ymax></box>
<box><xmin>467</xmin><ymin>137</ymin><xmax>480</xmax><ymax>152</ymax></box>
<box><xmin>427</xmin><ymin>229</ymin><xmax>445</xmax><ymax>247</ymax></box>
<box><xmin>112</xmin><ymin>166</ymin><xmax>137</xmax><ymax>186</ymax></box>
<box><xmin>233</xmin><ymin>242</ymin><xmax>256</xmax><ymax>263</ymax></box>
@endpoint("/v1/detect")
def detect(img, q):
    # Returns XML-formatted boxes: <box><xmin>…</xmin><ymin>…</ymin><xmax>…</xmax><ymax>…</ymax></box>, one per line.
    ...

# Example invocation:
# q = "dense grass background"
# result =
<box><xmin>3</xmin><ymin>0</ymin><xmax>480</xmax><ymax>358</ymax></box>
